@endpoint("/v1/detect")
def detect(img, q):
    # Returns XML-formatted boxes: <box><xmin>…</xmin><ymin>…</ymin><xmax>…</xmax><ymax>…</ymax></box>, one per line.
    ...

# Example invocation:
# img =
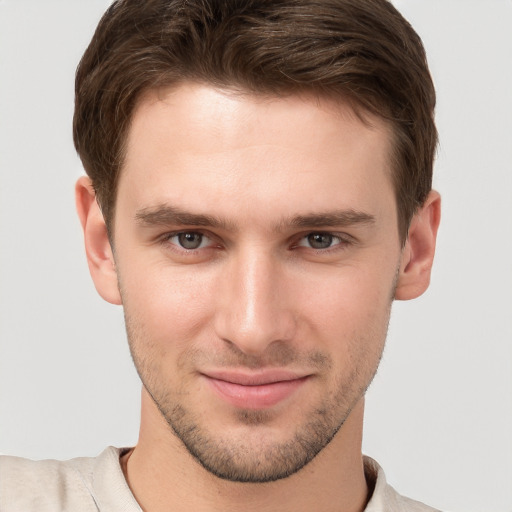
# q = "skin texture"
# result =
<box><xmin>76</xmin><ymin>83</ymin><xmax>440</xmax><ymax>512</ymax></box>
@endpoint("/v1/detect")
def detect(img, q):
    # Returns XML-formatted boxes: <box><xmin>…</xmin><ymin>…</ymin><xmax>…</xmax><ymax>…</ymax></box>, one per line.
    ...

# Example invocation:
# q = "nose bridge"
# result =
<box><xmin>214</xmin><ymin>245</ymin><xmax>294</xmax><ymax>355</ymax></box>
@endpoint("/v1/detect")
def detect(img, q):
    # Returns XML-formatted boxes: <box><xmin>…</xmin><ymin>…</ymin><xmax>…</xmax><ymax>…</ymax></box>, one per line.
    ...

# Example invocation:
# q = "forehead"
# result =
<box><xmin>118</xmin><ymin>83</ymin><xmax>396</xmax><ymax>225</ymax></box>
<box><xmin>129</xmin><ymin>84</ymin><xmax>391</xmax><ymax>157</ymax></box>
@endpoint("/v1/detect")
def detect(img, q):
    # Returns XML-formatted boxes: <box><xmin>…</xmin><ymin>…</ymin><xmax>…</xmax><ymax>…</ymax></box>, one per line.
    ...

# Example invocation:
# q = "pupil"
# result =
<box><xmin>178</xmin><ymin>232</ymin><xmax>202</xmax><ymax>249</ymax></box>
<box><xmin>308</xmin><ymin>233</ymin><xmax>332</xmax><ymax>249</ymax></box>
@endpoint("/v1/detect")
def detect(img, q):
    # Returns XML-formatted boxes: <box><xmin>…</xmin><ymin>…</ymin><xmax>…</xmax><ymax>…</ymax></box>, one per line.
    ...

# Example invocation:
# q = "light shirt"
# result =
<box><xmin>0</xmin><ymin>447</ymin><xmax>441</xmax><ymax>511</ymax></box>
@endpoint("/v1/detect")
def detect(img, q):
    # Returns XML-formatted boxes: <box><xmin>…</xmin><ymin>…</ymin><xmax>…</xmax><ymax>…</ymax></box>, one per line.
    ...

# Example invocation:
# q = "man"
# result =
<box><xmin>0</xmin><ymin>0</ymin><xmax>441</xmax><ymax>510</ymax></box>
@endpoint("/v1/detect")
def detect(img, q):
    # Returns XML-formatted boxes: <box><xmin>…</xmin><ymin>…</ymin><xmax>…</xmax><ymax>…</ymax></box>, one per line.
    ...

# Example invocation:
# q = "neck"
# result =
<box><xmin>122</xmin><ymin>390</ymin><xmax>369</xmax><ymax>512</ymax></box>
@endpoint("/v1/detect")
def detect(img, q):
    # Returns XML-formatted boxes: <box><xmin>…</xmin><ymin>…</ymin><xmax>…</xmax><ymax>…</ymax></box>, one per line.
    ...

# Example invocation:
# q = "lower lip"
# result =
<box><xmin>205</xmin><ymin>376</ymin><xmax>309</xmax><ymax>410</ymax></box>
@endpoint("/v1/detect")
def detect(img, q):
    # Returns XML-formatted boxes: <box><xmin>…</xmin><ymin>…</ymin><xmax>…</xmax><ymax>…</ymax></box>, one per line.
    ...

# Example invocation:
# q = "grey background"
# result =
<box><xmin>0</xmin><ymin>1</ymin><xmax>511</xmax><ymax>511</ymax></box>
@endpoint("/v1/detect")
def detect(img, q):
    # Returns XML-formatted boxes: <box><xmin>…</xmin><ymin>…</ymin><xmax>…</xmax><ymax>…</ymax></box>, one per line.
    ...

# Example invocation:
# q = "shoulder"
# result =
<box><xmin>0</xmin><ymin>451</ymin><xmax>97</xmax><ymax>512</ymax></box>
<box><xmin>364</xmin><ymin>456</ymin><xmax>442</xmax><ymax>512</ymax></box>
<box><xmin>0</xmin><ymin>446</ymin><xmax>138</xmax><ymax>512</ymax></box>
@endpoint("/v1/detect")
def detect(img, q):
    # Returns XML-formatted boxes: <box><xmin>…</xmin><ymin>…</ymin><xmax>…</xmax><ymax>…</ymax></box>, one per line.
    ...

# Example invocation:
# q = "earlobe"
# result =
<box><xmin>395</xmin><ymin>190</ymin><xmax>441</xmax><ymax>301</ymax></box>
<box><xmin>75</xmin><ymin>176</ymin><xmax>122</xmax><ymax>305</ymax></box>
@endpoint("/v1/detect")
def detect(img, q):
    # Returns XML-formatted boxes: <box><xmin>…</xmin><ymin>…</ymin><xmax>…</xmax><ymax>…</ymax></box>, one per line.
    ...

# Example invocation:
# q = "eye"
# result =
<box><xmin>168</xmin><ymin>232</ymin><xmax>210</xmax><ymax>250</ymax></box>
<box><xmin>298</xmin><ymin>233</ymin><xmax>343</xmax><ymax>250</ymax></box>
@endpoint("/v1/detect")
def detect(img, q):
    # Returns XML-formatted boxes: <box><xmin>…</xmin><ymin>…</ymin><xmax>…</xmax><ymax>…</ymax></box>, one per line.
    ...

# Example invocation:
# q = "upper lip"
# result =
<box><xmin>201</xmin><ymin>369</ymin><xmax>310</xmax><ymax>386</ymax></box>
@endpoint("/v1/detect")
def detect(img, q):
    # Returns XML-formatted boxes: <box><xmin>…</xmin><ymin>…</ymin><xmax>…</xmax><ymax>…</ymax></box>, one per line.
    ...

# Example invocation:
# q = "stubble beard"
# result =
<box><xmin>145</xmin><ymin>371</ymin><xmax>360</xmax><ymax>483</ymax></box>
<box><xmin>124</xmin><ymin>314</ymin><xmax>388</xmax><ymax>484</ymax></box>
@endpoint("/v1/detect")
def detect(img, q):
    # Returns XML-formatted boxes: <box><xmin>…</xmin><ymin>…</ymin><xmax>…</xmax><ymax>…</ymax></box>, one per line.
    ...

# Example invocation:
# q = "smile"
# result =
<box><xmin>201</xmin><ymin>370</ymin><xmax>310</xmax><ymax>410</ymax></box>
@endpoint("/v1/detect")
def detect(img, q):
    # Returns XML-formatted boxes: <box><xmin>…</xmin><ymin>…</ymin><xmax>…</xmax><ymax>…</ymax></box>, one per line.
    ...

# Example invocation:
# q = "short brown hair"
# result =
<box><xmin>73</xmin><ymin>0</ymin><xmax>437</xmax><ymax>243</ymax></box>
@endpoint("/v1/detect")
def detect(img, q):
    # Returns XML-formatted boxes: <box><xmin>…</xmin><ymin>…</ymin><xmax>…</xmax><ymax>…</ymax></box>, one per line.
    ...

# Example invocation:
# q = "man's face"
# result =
<box><xmin>112</xmin><ymin>83</ymin><xmax>402</xmax><ymax>482</ymax></box>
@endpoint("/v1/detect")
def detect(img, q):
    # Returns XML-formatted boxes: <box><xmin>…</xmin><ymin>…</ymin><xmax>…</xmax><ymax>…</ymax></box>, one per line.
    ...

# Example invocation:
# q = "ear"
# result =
<box><xmin>395</xmin><ymin>190</ymin><xmax>441</xmax><ymax>300</ymax></box>
<box><xmin>75</xmin><ymin>176</ymin><xmax>122</xmax><ymax>305</ymax></box>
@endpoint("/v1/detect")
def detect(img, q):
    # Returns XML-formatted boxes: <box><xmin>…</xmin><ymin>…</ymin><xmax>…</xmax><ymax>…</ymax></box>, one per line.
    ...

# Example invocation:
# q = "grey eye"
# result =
<box><xmin>307</xmin><ymin>233</ymin><xmax>335</xmax><ymax>249</ymax></box>
<box><xmin>177</xmin><ymin>232</ymin><xmax>204</xmax><ymax>249</ymax></box>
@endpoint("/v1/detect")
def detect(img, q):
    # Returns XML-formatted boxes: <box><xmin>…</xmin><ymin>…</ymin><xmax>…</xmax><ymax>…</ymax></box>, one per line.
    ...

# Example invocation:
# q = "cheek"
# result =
<box><xmin>118</xmin><ymin>258</ymin><xmax>217</xmax><ymax>353</ymax></box>
<box><xmin>294</xmin><ymin>264</ymin><xmax>394</xmax><ymax>365</ymax></box>
<box><xmin>297</xmin><ymin>263</ymin><xmax>394</xmax><ymax>325</ymax></box>
<box><xmin>118</xmin><ymin>244</ymin><xmax>398</xmax><ymax>365</ymax></box>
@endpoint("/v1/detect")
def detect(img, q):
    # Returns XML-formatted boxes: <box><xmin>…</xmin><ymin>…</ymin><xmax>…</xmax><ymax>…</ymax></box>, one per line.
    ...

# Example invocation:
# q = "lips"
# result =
<box><xmin>202</xmin><ymin>370</ymin><xmax>309</xmax><ymax>409</ymax></box>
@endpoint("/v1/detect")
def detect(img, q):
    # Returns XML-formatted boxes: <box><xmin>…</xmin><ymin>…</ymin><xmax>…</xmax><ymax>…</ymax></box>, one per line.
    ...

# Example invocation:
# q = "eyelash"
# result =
<box><xmin>294</xmin><ymin>233</ymin><xmax>351</xmax><ymax>252</ymax></box>
<box><xmin>159</xmin><ymin>231</ymin><xmax>217</xmax><ymax>254</ymax></box>
<box><xmin>159</xmin><ymin>230</ymin><xmax>353</xmax><ymax>255</ymax></box>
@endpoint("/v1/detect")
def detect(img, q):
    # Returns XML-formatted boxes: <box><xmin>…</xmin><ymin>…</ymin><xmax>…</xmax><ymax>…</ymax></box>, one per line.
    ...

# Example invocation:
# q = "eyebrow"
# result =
<box><xmin>135</xmin><ymin>205</ymin><xmax>235</xmax><ymax>230</ymax></box>
<box><xmin>286</xmin><ymin>210</ymin><xmax>376</xmax><ymax>230</ymax></box>
<box><xmin>135</xmin><ymin>205</ymin><xmax>375</xmax><ymax>231</ymax></box>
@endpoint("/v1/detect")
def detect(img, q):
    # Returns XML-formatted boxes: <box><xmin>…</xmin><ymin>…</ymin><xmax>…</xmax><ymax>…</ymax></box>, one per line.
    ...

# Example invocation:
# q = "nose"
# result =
<box><xmin>213</xmin><ymin>248</ymin><xmax>296</xmax><ymax>356</ymax></box>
